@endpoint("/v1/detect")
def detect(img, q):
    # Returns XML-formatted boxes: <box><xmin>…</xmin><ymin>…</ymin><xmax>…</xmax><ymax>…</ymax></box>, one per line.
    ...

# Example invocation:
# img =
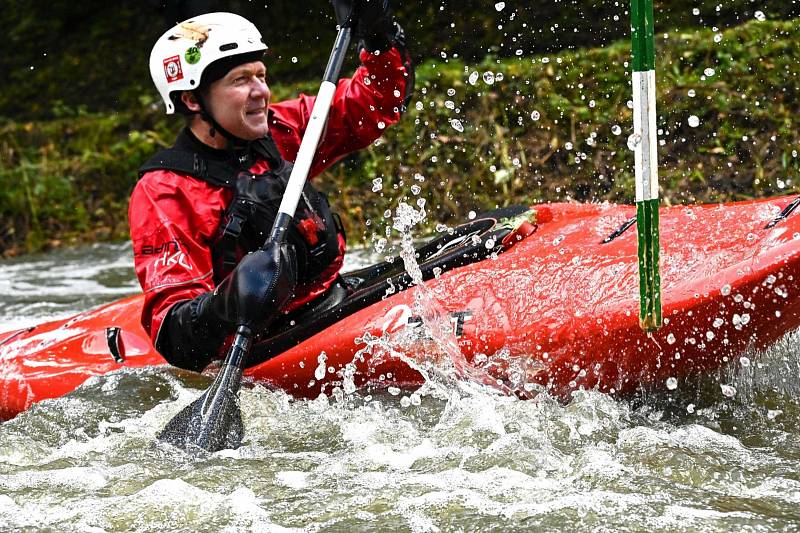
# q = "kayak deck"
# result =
<box><xmin>2</xmin><ymin>196</ymin><xmax>800</xmax><ymax>418</ymax></box>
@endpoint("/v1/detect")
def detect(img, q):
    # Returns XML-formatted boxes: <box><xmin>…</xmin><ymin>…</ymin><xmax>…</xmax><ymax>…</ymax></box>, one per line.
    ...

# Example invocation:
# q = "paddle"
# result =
<box><xmin>158</xmin><ymin>24</ymin><xmax>353</xmax><ymax>452</ymax></box>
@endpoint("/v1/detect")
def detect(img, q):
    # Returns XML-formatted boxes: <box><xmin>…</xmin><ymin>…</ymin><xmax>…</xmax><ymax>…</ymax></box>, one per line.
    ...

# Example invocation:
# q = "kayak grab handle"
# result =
<box><xmin>765</xmin><ymin>196</ymin><xmax>800</xmax><ymax>229</ymax></box>
<box><xmin>602</xmin><ymin>216</ymin><xmax>637</xmax><ymax>243</ymax></box>
<box><xmin>105</xmin><ymin>327</ymin><xmax>125</xmax><ymax>363</ymax></box>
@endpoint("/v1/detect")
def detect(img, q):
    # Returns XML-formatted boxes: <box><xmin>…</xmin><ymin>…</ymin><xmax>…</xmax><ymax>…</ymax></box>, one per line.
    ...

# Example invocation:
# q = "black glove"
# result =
<box><xmin>331</xmin><ymin>0</ymin><xmax>399</xmax><ymax>53</ymax></box>
<box><xmin>206</xmin><ymin>241</ymin><xmax>297</xmax><ymax>331</ymax></box>
<box><xmin>156</xmin><ymin>242</ymin><xmax>297</xmax><ymax>372</ymax></box>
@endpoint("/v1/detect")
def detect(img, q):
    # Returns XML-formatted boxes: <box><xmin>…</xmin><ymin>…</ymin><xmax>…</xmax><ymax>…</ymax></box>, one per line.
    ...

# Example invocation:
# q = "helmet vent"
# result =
<box><xmin>219</xmin><ymin>43</ymin><xmax>239</xmax><ymax>52</ymax></box>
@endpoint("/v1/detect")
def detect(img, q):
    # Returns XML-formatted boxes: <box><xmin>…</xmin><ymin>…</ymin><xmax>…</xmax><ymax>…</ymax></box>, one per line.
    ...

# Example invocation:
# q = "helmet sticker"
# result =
<box><xmin>163</xmin><ymin>56</ymin><xmax>184</xmax><ymax>83</ymax></box>
<box><xmin>172</xmin><ymin>22</ymin><xmax>210</xmax><ymax>46</ymax></box>
<box><xmin>185</xmin><ymin>46</ymin><xmax>201</xmax><ymax>65</ymax></box>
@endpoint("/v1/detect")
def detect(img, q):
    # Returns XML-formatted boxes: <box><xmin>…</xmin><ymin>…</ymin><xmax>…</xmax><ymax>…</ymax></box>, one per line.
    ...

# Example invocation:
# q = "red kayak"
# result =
<box><xmin>3</xmin><ymin>196</ymin><xmax>800</xmax><ymax>419</ymax></box>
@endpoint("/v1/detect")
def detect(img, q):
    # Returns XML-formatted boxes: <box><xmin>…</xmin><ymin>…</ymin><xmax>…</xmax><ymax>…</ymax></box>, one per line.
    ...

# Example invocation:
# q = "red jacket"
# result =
<box><xmin>130</xmin><ymin>48</ymin><xmax>409</xmax><ymax>347</ymax></box>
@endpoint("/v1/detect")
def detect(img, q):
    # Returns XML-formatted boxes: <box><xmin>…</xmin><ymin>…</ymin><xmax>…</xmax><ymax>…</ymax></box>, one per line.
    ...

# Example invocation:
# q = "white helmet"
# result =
<box><xmin>149</xmin><ymin>12</ymin><xmax>267</xmax><ymax>114</ymax></box>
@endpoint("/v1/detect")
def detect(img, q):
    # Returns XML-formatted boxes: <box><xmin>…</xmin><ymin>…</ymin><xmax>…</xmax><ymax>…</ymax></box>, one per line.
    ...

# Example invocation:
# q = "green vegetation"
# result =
<box><xmin>3</xmin><ymin>1</ymin><xmax>797</xmax><ymax>121</ymax></box>
<box><xmin>1</xmin><ymin>18</ymin><xmax>798</xmax><ymax>255</ymax></box>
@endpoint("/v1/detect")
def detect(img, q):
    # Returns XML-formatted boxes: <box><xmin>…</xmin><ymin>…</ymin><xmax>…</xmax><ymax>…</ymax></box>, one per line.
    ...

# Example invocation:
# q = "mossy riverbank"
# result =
<box><xmin>1</xmin><ymin>18</ymin><xmax>798</xmax><ymax>256</ymax></box>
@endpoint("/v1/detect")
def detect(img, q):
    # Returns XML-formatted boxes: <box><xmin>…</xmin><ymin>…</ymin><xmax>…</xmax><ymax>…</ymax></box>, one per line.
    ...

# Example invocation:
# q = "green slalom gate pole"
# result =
<box><xmin>631</xmin><ymin>0</ymin><xmax>662</xmax><ymax>331</ymax></box>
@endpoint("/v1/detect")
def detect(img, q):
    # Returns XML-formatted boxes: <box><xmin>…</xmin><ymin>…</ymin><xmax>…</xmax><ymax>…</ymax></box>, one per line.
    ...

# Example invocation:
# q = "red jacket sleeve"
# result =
<box><xmin>129</xmin><ymin>170</ymin><xmax>231</xmax><ymax>344</ymax></box>
<box><xmin>268</xmin><ymin>47</ymin><xmax>409</xmax><ymax>176</ymax></box>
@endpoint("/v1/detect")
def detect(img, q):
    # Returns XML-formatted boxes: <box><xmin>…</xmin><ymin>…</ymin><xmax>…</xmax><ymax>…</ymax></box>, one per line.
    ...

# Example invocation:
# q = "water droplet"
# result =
<box><xmin>687</xmin><ymin>403</ymin><xmax>696</xmax><ymax>413</ymax></box>
<box><xmin>447</xmin><ymin>88</ymin><xmax>456</xmax><ymax>97</ymax></box>
<box><xmin>449</xmin><ymin>118</ymin><xmax>464</xmax><ymax>132</ymax></box>
<box><xmin>688</xmin><ymin>115</ymin><xmax>700</xmax><ymax>128</ymax></box>
<box><xmin>530</xmin><ymin>110</ymin><xmax>541</xmax><ymax>121</ymax></box>
<box><xmin>720</xmin><ymin>384</ymin><xmax>736</xmax><ymax>397</ymax></box>
<box><xmin>627</xmin><ymin>133</ymin><xmax>642</xmax><ymax>150</ymax></box>
<box><xmin>740</xmin><ymin>356</ymin><xmax>751</xmax><ymax>368</ymax></box>
<box><xmin>687</xmin><ymin>89</ymin><xmax>696</xmax><ymax>97</ymax></box>
<box><xmin>754</xmin><ymin>10</ymin><xmax>766</xmax><ymax>21</ymax></box>
<box><xmin>372</xmin><ymin>178</ymin><xmax>383</xmax><ymax>192</ymax></box>
<box><xmin>363</xmin><ymin>76</ymin><xmax>371</xmax><ymax>85</ymax></box>
<box><xmin>721</xmin><ymin>284</ymin><xmax>731</xmax><ymax>296</ymax></box>
<box><xmin>377</xmin><ymin>121</ymin><xmax>386</xmax><ymax>130</ymax></box>
<box><xmin>291</xmin><ymin>56</ymin><xmax>298</xmax><ymax>63</ymax></box>
<box><xmin>482</xmin><ymin>71</ymin><xmax>495</xmax><ymax>85</ymax></box>
<box><xmin>314</xmin><ymin>353</ymin><xmax>327</xmax><ymax>380</ymax></box>
<box><xmin>713</xmin><ymin>33</ymin><xmax>722</xmax><ymax>43</ymax></box>
<box><xmin>445</xmin><ymin>100</ymin><xmax>455</xmax><ymax>109</ymax></box>
<box><xmin>704</xmin><ymin>67</ymin><xmax>716</xmax><ymax>77</ymax></box>
<box><xmin>387</xmin><ymin>386</ymin><xmax>401</xmax><ymax>396</ymax></box>
<box><xmin>393</xmin><ymin>89</ymin><xmax>401</xmax><ymax>98</ymax></box>
<box><xmin>667</xmin><ymin>333</ymin><xmax>676</xmax><ymax>345</ymax></box>
<box><xmin>666</xmin><ymin>377</ymin><xmax>678</xmax><ymax>390</ymax></box>
<box><xmin>564</xmin><ymin>142</ymin><xmax>573</xmax><ymax>151</ymax></box>
<box><xmin>468</xmin><ymin>210</ymin><xmax>477</xmax><ymax>220</ymax></box>
<box><xmin>468</xmin><ymin>71</ymin><xmax>480</xmax><ymax>85</ymax></box>
<box><xmin>495</xmin><ymin>1</ymin><xmax>505</xmax><ymax>11</ymax></box>
<box><xmin>692</xmin><ymin>8</ymin><xmax>700</xmax><ymax>15</ymax></box>
<box><xmin>415</xmin><ymin>101</ymin><xmax>423</xmax><ymax>111</ymax></box>
<box><xmin>611</xmin><ymin>125</ymin><xmax>622</xmax><ymax>135</ymax></box>
<box><xmin>706</xmin><ymin>331</ymin><xmax>715</xmax><ymax>341</ymax></box>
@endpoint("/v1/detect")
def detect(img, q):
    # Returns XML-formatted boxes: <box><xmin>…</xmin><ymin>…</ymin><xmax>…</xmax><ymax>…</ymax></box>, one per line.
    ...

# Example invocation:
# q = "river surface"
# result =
<box><xmin>1</xmin><ymin>243</ymin><xmax>800</xmax><ymax>532</ymax></box>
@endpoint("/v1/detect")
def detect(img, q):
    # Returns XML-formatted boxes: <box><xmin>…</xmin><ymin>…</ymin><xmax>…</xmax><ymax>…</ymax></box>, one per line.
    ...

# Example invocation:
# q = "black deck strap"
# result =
<box><xmin>602</xmin><ymin>216</ymin><xmax>637</xmax><ymax>244</ymax></box>
<box><xmin>245</xmin><ymin>205</ymin><xmax>532</xmax><ymax>367</ymax></box>
<box><xmin>765</xmin><ymin>196</ymin><xmax>800</xmax><ymax>229</ymax></box>
<box><xmin>0</xmin><ymin>326</ymin><xmax>35</xmax><ymax>347</ymax></box>
<box><xmin>105</xmin><ymin>327</ymin><xmax>125</xmax><ymax>363</ymax></box>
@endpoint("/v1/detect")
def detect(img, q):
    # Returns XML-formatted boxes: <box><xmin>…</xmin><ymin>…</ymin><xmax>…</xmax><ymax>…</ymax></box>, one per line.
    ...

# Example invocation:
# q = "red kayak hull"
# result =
<box><xmin>3</xmin><ymin>196</ymin><xmax>800</xmax><ymax>419</ymax></box>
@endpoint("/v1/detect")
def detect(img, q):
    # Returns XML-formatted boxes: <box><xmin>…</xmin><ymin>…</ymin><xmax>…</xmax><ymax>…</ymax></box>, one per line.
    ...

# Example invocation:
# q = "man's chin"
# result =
<box><xmin>237</xmin><ymin>123</ymin><xmax>269</xmax><ymax>140</ymax></box>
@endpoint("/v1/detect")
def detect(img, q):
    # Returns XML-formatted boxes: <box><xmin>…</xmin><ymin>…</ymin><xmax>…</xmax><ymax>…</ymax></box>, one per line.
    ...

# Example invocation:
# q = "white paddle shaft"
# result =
<box><xmin>276</xmin><ymin>80</ymin><xmax>338</xmax><ymax>219</ymax></box>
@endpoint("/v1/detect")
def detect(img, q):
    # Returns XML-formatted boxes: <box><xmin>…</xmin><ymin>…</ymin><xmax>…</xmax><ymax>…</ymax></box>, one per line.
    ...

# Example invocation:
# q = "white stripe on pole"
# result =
<box><xmin>632</xmin><ymin>70</ymin><xmax>659</xmax><ymax>202</ymax></box>
<box><xmin>277</xmin><ymin>80</ymin><xmax>338</xmax><ymax>218</ymax></box>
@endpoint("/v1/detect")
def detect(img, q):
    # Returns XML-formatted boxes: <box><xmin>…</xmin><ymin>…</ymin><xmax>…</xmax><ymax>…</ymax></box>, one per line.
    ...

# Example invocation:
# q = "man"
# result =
<box><xmin>130</xmin><ymin>2</ymin><xmax>412</xmax><ymax>372</ymax></box>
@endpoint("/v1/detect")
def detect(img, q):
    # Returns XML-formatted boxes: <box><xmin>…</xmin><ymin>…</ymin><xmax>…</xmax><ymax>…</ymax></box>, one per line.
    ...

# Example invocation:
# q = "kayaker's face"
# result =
<box><xmin>204</xmin><ymin>60</ymin><xmax>271</xmax><ymax>140</ymax></box>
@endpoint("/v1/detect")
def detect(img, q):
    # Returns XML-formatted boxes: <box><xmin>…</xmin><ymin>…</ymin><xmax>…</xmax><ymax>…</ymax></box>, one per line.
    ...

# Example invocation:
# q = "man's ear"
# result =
<box><xmin>180</xmin><ymin>91</ymin><xmax>202</xmax><ymax>113</ymax></box>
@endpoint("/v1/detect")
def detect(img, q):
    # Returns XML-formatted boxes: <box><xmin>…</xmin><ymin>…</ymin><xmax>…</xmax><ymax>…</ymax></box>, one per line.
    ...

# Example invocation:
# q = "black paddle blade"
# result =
<box><xmin>158</xmin><ymin>373</ymin><xmax>244</xmax><ymax>452</ymax></box>
<box><xmin>159</xmin><ymin>331</ymin><xmax>251</xmax><ymax>452</ymax></box>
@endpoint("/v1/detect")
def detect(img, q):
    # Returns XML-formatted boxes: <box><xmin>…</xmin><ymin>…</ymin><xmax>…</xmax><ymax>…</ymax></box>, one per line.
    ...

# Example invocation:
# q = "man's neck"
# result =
<box><xmin>189</xmin><ymin>120</ymin><xmax>228</xmax><ymax>150</ymax></box>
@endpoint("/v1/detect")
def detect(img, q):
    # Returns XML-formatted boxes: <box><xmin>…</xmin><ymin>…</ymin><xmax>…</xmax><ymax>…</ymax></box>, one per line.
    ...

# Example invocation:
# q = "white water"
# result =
<box><xmin>2</xmin><ymin>243</ymin><xmax>800</xmax><ymax>531</ymax></box>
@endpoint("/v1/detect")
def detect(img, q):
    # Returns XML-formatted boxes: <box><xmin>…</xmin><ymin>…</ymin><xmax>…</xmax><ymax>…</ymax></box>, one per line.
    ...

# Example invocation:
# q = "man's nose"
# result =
<box><xmin>251</xmin><ymin>78</ymin><xmax>269</xmax><ymax>98</ymax></box>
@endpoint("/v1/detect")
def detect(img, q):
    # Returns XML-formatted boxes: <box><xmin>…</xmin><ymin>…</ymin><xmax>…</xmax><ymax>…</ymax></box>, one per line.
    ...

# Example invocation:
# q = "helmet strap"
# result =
<box><xmin>193</xmin><ymin>91</ymin><xmax>245</xmax><ymax>147</ymax></box>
